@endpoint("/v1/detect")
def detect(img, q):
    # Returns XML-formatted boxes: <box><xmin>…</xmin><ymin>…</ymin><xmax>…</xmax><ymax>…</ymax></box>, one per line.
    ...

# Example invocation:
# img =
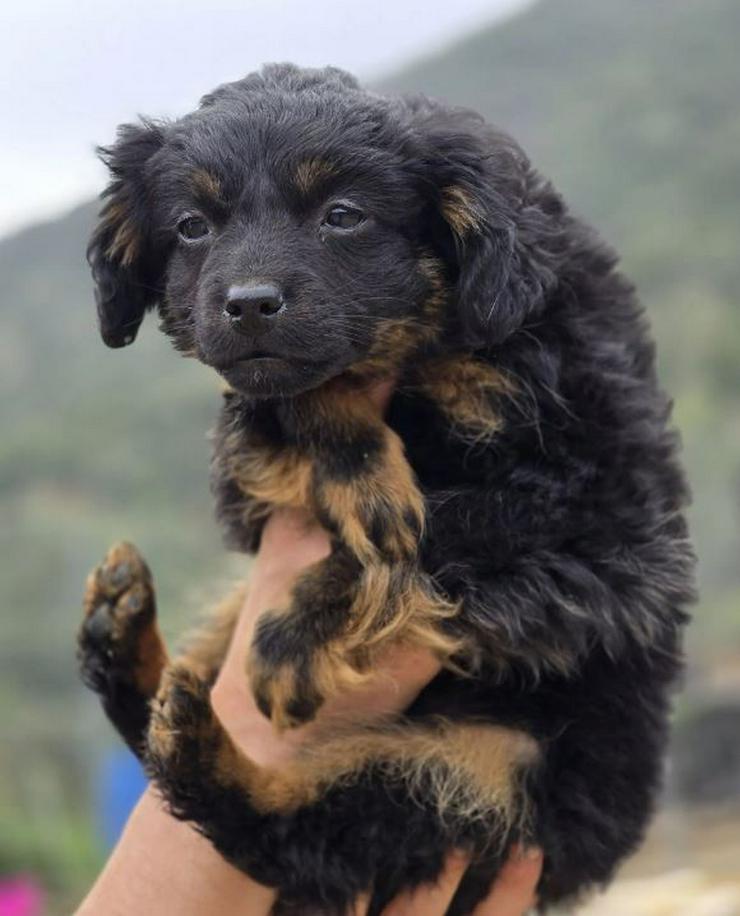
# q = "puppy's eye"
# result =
<box><xmin>177</xmin><ymin>215</ymin><xmax>211</xmax><ymax>242</ymax></box>
<box><xmin>324</xmin><ymin>205</ymin><xmax>365</xmax><ymax>230</ymax></box>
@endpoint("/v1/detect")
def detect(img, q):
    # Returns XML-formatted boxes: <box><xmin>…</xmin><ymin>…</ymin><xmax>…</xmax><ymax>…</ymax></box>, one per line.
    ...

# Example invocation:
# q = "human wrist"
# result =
<box><xmin>76</xmin><ymin>788</ymin><xmax>274</xmax><ymax>915</ymax></box>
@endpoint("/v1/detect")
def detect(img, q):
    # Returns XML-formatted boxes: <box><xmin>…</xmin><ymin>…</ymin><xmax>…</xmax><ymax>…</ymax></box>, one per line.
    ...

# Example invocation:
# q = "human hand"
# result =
<box><xmin>367</xmin><ymin>845</ymin><xmax>543</xmax><ymax>916</ymax></box>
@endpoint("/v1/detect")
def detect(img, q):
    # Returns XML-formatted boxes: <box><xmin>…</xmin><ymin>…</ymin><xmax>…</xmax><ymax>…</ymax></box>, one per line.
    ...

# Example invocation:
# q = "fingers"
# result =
<box><xmin>471</xmin><ymin>846</ymin><xmax>543</xmax><ymax>916</ymax></box>
<box><xmin>381</xmin><ymin>850</ymin><xmax>469</xmax><ymax>915</ymax></box>
<box><xmin>351</xmin><ymin>893</ymin><xmax>371</xmax><ymax>915</ymax></box>
<box><xmin>363</xmin><ymin>845</ymin><xmax>542</xmax><ymax>916</ymax></box>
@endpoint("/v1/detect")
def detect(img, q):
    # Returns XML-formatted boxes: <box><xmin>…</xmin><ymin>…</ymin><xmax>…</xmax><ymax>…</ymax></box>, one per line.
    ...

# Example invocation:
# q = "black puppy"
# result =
<box><xmin>78</xmin><ymin>64</ymin><xmax>694</xmax><ymax>914</ymax></box>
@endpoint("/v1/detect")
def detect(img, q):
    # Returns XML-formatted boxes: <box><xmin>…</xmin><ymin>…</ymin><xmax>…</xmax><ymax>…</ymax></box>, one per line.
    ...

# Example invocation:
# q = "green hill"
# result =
<box><xmin>2</xmin><ymin>0</ymin><xmax>739</xmax><ymax>906</ymax></box>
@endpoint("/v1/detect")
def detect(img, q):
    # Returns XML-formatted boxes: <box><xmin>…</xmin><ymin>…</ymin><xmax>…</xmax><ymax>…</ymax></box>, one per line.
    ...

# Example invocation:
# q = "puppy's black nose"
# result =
<box><xmin>223</xmin><ymin>283</ymin><xmax>284</xmax><ymax>336</ymax></box>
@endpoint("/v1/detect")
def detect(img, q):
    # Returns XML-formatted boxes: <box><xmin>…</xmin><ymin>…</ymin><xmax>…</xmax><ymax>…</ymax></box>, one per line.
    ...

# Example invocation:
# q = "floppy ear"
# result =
<box><xmin>87</xmin><ymin>120</ymin><xmax>166</xmax><ymax>348</ymax></box>
<box><xmin>409</xmin><ymin>105</ymin><xmax>562</xmax><ymax>347</ymax></box>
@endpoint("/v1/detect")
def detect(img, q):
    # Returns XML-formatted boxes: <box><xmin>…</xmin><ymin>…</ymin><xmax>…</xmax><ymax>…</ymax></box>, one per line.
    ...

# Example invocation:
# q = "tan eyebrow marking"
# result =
<box><xmin>293</xmin><ymin>158</ymin><xmax>337</xmax><ymax>196</ymax></box>
<box><xmin>190</xmin><ymin>168</ymin><xmax>224</xmax><ymax>203</ymax></box>
<box><xmin>440</xmin><ymin>185</ymin><xmax>484</xmax><ymax>237</ymax></box>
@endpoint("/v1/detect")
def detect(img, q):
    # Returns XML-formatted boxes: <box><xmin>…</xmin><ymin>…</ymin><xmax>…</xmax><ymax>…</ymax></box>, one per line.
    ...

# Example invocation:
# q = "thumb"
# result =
<box><xmin>365</xmin><ymin>376</ymin><xmax>397</xmax><ymax>414</ymax></box>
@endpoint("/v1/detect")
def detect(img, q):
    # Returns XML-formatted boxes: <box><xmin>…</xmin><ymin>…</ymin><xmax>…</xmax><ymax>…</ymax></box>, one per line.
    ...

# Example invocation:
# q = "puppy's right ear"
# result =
<box><xmin>87</xmin><ymin>120</ymin><xmax>166</xmax><ymax>348</ymax></box>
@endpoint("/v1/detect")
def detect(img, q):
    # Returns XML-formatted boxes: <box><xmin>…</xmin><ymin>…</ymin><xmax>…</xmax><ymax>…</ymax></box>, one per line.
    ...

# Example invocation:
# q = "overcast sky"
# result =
<box><xmin>1</xmin><ymin>0</ymin><xmax>528</xmax><ymax>238</ymax></box>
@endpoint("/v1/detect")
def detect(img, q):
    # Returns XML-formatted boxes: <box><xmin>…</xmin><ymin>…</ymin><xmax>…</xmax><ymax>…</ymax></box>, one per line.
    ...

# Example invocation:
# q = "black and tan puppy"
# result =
<box><xmin>78</xmin><ymin>64</ymin><xmax>695</xmax><ymax>914</ymax></box>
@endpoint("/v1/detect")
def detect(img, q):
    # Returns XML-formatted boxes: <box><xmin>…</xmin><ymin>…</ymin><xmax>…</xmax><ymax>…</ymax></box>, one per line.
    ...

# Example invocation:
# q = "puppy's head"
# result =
<box><xmin>89</xmin><ymin>64</ymin><xmax>561</xmax><ymax>397</ymax></box>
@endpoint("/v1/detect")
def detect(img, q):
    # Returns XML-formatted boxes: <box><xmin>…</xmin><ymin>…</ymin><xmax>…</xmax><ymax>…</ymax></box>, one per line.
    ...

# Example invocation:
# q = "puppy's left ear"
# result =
<box><xmin>410</xmin><ymin>105</ymin><xmax>562</xmax><ymax>347</ymax></box>
<box><xmin>87</xmin><ymin>120</ymin><xmax>166</xmax><ymax>348</ymax></box>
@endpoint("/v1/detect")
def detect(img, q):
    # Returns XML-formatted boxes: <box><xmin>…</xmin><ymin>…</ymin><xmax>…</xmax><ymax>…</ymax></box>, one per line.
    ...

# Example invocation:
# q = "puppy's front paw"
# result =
<box><xmin>248</xmin><ymin>608</ymin><xmax>374</xmax><ymax>731</ymax></box>
<box><xmin>78</xmin><ymin>541</ymin><xmax>163</xmax><ymax>696</ymax></box>
<box><xmin>248</xmin><ymin>612</ymin><xmax>325</xmax><ymax>730</ymax></box>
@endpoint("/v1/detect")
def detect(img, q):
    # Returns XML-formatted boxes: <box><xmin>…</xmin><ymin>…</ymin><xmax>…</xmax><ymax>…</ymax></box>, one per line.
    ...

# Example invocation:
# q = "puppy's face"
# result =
<box><xmin>155</xmin><ymin>97</ymin><xmax>441</xmax><ymax>397</ymax></box>
<box><xmin>89</xmin><ymin>66</ymin><xmax>558</xmax><ymax>398</ymax></box>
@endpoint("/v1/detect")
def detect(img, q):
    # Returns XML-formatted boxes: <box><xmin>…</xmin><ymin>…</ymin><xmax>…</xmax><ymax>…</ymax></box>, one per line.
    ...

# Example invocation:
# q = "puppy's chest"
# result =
<box><xmin>222</xmin><ymin>355</ymin><xmax>510</xmax><ymax>510</ymax></box>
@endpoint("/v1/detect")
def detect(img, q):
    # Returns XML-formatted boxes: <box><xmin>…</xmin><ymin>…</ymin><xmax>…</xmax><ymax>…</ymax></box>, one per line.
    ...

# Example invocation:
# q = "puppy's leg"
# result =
<box><xmin>78</xmin><ymin>542</ymin><xmax>167</xmax><ymax>755</ymax></box>
<box><xmin>78</xmin><ymin>543</ymin><xmax>242</xmax><ymax>754</ymax></box>
<box><xmin>248</xmin><ymin>406</ymin><xmax>461</xmax><ymax>729</ymax></box>
<box><xmin>146</xmin><ymin>662</ymin><xmax>539</xmax><ymax>909</ymax></box>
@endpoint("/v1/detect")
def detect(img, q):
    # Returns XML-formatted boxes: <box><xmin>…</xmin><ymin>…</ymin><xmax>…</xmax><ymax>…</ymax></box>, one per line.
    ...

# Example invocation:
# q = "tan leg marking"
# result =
<box><xmin>223</xmin><ymin>712</ymin><xmax>538</xmax><ymax>823</ymax></box>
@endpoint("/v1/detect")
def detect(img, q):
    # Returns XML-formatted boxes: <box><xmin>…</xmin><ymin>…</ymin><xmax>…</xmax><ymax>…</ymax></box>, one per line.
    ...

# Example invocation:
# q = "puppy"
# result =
<box><xmin>78</xmin><ymin>64</ymin><xmax>695</xmax><ymax>914</ymax></box>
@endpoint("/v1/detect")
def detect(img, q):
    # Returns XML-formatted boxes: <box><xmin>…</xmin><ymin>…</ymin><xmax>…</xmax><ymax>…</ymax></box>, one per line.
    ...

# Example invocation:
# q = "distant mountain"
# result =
<box><xmin>2</xmin><ymin>0</ymin><xmax>739</xmax><ymax>902</ymax></box>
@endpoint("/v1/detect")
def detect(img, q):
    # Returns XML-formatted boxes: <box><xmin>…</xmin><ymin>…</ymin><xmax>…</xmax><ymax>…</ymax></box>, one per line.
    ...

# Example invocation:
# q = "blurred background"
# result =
<box><xmin>2</xmin><ymin>0</ymin><xmax>739</xmax><ymax>912</ymax></box>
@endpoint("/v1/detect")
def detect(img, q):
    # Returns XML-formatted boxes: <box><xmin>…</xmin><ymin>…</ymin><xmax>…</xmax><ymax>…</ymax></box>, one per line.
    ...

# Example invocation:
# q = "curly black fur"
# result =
<box><xmin>82</xmin><ymin>63</ymin><xmax>695</xmax><ymax>913</ymax></box>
